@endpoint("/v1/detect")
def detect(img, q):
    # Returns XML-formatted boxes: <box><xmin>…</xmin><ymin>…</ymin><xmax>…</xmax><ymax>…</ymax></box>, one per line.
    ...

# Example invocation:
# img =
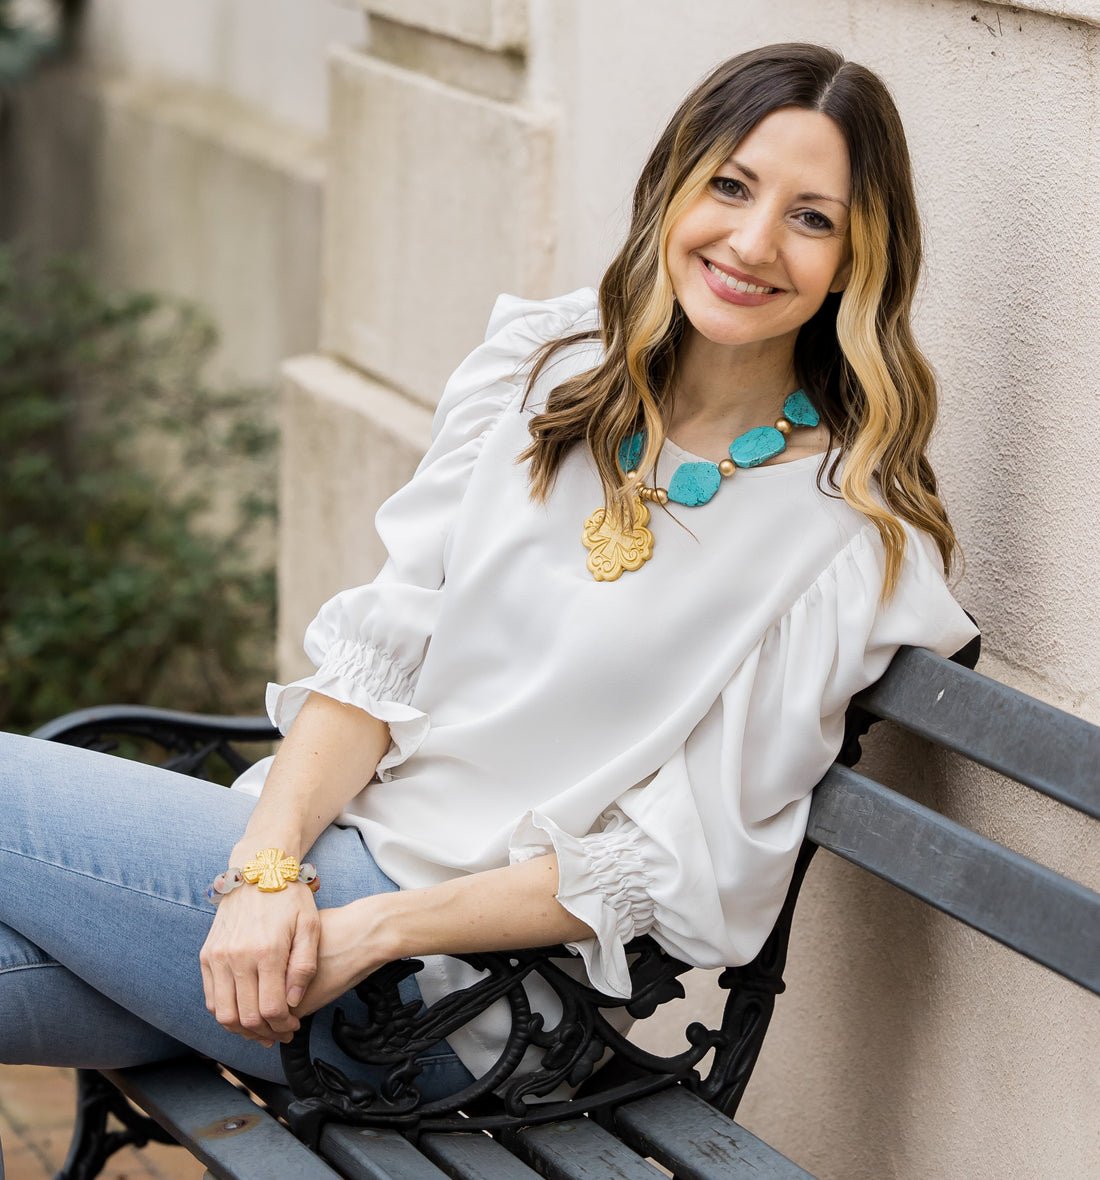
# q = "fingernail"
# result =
<box><xmin>287</xmin><ymin>987</ymin><xmax>303</xmax><ymax>1006</ymax></box>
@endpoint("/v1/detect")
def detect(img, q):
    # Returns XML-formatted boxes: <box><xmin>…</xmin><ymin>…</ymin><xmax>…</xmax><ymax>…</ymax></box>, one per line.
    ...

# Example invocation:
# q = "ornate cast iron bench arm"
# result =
<box><xmin>34</xmin><ymin>700</ymin><xmax>814</xmax><ymax>1175</ymax></box>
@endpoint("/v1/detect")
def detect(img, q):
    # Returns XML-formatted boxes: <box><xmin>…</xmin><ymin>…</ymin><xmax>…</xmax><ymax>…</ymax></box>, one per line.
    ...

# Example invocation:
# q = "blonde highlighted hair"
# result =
<box><xmin>521</xmin><ymin>43</ymin><xmax>959</xmax><ymax>595</ymax></box>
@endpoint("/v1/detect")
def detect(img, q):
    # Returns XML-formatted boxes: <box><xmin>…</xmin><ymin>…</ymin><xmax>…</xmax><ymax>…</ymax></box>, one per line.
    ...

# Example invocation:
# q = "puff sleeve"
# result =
<box><xmin>266</xmin><ymin>288</ymin><xmax>597</xmax><ymax>774</ymax></box>
<box><xmin>510</xmin><ymin>525</ymin><xmax>979</xmax><ymax>997</ymax></box>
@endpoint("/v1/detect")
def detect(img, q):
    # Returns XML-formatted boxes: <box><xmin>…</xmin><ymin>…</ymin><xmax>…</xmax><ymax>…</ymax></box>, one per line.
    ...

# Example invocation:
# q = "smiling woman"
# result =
<box><xmin>0</xmin><ymin>43</ymin><xmax>977</xmax><ymax>1129</ymax></box>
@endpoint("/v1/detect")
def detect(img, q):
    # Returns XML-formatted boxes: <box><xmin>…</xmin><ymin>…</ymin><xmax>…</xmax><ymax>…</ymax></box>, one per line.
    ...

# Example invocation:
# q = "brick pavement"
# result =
<box><xmin>0</xmin><ymin>1065</ymin><xmax>202</xmax><ymax>1180</ymax></box>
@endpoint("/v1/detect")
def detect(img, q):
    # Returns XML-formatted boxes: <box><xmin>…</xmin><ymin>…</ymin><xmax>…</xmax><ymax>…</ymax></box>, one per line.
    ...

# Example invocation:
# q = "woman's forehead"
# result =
<box><xmin>726</xmin><ymin>108</ymin><xmax>851</xmax><ymax>204</ymax></box>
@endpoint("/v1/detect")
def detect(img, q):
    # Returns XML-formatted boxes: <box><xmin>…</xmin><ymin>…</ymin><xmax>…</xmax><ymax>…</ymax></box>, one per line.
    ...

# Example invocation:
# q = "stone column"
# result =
<box><xmin>278</xmin><ymin>0</ymin><xmax>556</xmax><ymax>678</ymax></box>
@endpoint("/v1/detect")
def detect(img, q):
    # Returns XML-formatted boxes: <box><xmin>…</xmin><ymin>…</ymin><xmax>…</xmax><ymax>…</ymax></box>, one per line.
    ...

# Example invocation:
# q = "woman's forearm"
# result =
<box><xmin>230</xmin><ymin>691</ymin><xmax>390</xmax><ymax>865</ymax></box>
<box><xmin>348</xmin><ymin>855</ymin><xmax>595</xmax><ymax>965</ymax></box>
<box><xmin>295</xmin><ymin>855</ymin><xmax>598</xmax><ymax>1018</ymax></box>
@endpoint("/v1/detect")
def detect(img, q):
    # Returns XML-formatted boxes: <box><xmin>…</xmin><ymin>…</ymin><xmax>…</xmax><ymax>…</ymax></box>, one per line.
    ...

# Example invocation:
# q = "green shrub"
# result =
<box><xmin>0</xmin><ymin>247</ymin><xmax>277</xmax><ymax>732</ymax></box>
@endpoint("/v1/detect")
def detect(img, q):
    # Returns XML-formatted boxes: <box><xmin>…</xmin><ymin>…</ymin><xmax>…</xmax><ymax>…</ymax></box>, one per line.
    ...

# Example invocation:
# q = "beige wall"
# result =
<box><xmin>279</xmin><ymin>3</ymin><xmax>1099</xmax><ymax>1177</ymax></box>
<box><xmin>0</xmin><ymin>0</ymin><xmax>363</xmax><ymax>388</ymax></box>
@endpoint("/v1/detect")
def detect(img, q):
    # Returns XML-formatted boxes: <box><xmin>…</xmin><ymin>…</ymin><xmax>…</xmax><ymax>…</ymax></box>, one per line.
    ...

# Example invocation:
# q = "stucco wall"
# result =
<box><xmin>78</xmin><ymin>0</ymin><xmax>362</xmax><ymax>137</ymax></box>
<box><xmin>278</xmin><ymin>3</ymin><xmax>1098</xmax><ymax>1177</ymax></box>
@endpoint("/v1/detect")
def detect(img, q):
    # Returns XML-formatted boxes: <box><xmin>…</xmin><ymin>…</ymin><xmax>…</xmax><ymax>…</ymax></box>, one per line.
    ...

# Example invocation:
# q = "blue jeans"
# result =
<box><xmin>0</xmin><ymin>731</ymin><xmax>473</xmax><ymax>1174</ymax></box>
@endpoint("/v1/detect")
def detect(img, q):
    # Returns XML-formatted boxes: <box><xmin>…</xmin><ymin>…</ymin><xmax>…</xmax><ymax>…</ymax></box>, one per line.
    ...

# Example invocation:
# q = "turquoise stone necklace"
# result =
<box><xmin>621</xmin><ymin>388</ymin><xmax>820</xmax><ymax>507</ymax></box>
<box><xmin>582</xmin><ymin>389</ymin><xmax>820</xmax><ymax>581</ymax></box>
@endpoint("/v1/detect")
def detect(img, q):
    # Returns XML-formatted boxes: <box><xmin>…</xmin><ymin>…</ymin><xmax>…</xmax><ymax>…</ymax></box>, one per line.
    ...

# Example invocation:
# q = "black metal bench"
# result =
<box><xmin>33</xmin><ymin>642</ymin><xmax>1100</xmax><ymax>1180</ymax></box>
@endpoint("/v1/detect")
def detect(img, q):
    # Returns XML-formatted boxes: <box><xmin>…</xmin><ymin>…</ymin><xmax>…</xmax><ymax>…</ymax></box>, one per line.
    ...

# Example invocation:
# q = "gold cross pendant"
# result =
<box><xmin>242</xmin><ymin>848</ymin><xmax>302</xmax><ymax>892</ymax></box>
<box><xmin>582</xmin><ymin>494</ymin><xmax>654</xmax><ymax>581</ymax></box>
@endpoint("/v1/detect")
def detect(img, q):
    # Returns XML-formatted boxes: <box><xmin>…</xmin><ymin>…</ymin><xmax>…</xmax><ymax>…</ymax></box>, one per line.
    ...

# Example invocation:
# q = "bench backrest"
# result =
<box><xmin>810</xmin><ymin>646</ymin><xmax>1100</xmax><ymax>996</ymax></box>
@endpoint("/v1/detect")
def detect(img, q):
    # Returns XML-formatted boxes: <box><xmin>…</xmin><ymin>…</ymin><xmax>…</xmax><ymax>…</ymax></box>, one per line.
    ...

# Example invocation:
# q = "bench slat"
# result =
<box><xmin>318</xmin><ymin>1125</ymin><xmax>453</xmax><ymax>1180</ymax></box>
<box><xmin>241</xmin><ymin>1081</ymin><xmax>452</xmax><ymax>1180</ymax></box>
<box><xmin>511</xmin><ymin>1118</ymin><xmax>668</xmax><ymax>1179</ymax></box>
<box><xmin>614</xmin><ymin>1088</ymin><xmax>817</xmax><ymax>1179</ymax></box>
<box><xmin>855</xmin><ymin>648</ymin><xmax>1100</xmax><ymax>820</ymax></box>
<box><xmin>809</xmin><ymin>766</ymin><xmax>1100</xmax><ymax>994</ymax></box>
<box><xmin>419</xmin><ymin>1131</ymin><xmax>543</xmax><ymax>1179</ymax></box>
<box><xmin>104</xmin><ymin>1061</ymin><xmax>343</xmax><ymax>1180</ymax></box>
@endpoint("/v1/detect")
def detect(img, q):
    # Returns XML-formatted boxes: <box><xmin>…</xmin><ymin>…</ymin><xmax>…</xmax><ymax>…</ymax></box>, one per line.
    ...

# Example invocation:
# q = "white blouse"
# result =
<box><xmin>234</xmin><ymin>287</ymin><xmax>978</xmax><ymax>1076</ymax></box>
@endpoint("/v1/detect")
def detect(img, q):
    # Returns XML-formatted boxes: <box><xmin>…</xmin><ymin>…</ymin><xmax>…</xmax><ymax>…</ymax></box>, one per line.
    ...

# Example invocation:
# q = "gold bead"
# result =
<box><xmin>718</xmin><ymin>459</ymin><xmax>735</xmax><ymax>477</ymax></box>
<box><xmin>638</xmin><ymin>486</ymin><xmax>651</xmax><ymax>501</ymax></box>
<box><xmin>655</xmin><ymin>488</ymin><xmax>669</xmax><ymax>505</ymax></box>
<box><xmin>775</xmin><ymin>418</ymin><xmax>791</xmax><ymax>434</ymax></box>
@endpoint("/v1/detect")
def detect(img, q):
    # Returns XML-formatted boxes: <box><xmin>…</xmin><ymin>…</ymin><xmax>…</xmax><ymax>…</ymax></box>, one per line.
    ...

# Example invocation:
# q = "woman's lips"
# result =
<box><xmin>698</xmin><ymin>257</ymin><xmax>784</xmax><ymax>306</ymax></box>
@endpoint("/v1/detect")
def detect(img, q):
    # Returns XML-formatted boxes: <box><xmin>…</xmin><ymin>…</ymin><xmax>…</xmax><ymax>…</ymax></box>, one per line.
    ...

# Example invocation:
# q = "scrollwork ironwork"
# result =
<box><xmin>38</xmin><ymin>704</ymin><xmax>825</xmax><ymax>1149</ymax></box>
<box><xmin>278</xmin><ymin>903</ymin><xmax>811</xmax><ymax>1146</ymax></box>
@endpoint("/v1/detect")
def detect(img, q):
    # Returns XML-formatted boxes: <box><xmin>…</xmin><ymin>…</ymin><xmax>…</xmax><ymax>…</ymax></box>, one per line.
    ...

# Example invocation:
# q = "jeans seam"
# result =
<box><xmin>0</xmin><ymin>960</ymin><xmax>60</xmax><ymax>975</ymax></box>
<box><xmin>0</xmin><ymin>846</ymin><xmax>208</xmax><ymax>915</ymax></box>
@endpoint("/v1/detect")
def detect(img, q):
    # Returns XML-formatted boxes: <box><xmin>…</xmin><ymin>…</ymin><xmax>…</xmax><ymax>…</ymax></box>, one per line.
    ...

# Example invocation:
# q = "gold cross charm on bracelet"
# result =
<box><xmin>242</xmin><ymin>848</ymin><xmax>302</xmax><ymax>892</ymax></box>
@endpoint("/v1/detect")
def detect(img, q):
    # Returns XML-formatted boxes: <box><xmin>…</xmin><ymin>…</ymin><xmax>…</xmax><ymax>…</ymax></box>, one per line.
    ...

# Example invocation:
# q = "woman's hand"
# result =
<box><xmin>199</xmin><ymin>883</ymin><xmax>321</xmax><ymax>1047</ymax></box>
<box><xmin>291</xmin><ymin>902</ymin><xmax>395</xmax><ymax>1019</ymax></box>
<box><xmin>196</xmin><ymin>692</ymin><xmax>395</xmax><ymax>1046</ymax></box>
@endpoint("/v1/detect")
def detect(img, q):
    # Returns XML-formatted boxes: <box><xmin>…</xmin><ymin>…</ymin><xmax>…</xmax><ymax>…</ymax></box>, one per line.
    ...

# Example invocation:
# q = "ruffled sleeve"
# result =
<box><xmin>511</xmin><ymin>524</ymin><xmax>979</xmax><ymax>997</ymax></box>
<box><xmin>267</xmin><ymin>288</ymin><xmax>598</xmax><ymax>773</ymax></box>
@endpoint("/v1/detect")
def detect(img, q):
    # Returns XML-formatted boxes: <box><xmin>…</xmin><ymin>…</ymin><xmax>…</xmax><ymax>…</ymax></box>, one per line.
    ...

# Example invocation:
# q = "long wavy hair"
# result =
<box><xmin>520</xmin><ymin>43</ymin><xmax>959</xmax><ymax>594</ymax></box>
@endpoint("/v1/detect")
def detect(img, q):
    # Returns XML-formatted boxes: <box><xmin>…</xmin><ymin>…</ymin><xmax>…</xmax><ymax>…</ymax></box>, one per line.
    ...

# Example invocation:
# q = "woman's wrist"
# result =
<box><xmin>229</xmin><ymin>835</ymin><xmax>307</xmax><ymax>866</ymax></box>
<box><xmin>346</xmin><ymin>892</ymin><xmax>409</xmax><ymax>967</ymax></box>
<box><xmin>209</xmin><ymin>846</ymin><xmax>320</xmax><ymax>905</ymax></box>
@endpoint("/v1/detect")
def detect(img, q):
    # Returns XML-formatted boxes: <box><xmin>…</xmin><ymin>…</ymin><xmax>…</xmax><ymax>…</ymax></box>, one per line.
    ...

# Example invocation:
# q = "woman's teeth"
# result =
<box><xmin>705</xmin><ymin>261</ymin><xmax>776</xmax><ymax>294</ymax></box>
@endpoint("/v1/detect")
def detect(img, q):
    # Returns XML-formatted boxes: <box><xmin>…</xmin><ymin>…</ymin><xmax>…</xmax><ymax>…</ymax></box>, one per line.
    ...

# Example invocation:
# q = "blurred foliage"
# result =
<box><xmin>0</xmin><ymin>246</ymin><xmax>277</xmax><ymax>732</ymax></box>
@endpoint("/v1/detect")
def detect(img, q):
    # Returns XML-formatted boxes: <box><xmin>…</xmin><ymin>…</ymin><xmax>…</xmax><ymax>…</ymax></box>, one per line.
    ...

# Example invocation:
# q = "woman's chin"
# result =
<box><xmin>679</xmin><ymin>310</ymin><xmax>796</xmax><ymax>354</ymax></box>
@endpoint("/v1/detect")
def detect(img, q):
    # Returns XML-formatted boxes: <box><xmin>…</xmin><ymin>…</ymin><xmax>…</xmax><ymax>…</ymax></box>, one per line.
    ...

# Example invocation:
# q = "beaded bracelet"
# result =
<box><xmin>206</xmin><ymin>848</ymin><xmax>320</xmax><ymax>905</ymax></box>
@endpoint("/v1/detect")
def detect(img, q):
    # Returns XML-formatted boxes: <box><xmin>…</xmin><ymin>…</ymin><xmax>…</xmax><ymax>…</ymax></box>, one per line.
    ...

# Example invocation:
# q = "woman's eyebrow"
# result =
<box><xmin>799</xmin><ymin>191</ymin><xmax>850</xmax><ymax>209</ymax></box>
<box><xmin>727</xmin><ymin>159</ymin><xmax>850</xmax><ymax>209</ymax></box>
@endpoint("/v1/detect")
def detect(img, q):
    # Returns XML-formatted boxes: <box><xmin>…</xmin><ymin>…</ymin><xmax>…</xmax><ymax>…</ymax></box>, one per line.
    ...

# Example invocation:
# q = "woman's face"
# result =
<box><xmin>666</xmin><ymin>107</ymin><xmax>853</xmax><ymax>355</ymax></box>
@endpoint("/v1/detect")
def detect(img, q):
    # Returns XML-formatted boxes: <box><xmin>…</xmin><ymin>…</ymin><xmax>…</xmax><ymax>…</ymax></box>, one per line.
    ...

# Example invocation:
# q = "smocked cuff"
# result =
<box><xmin>510</xmin><ymin>811</ymin><xmax>655</xmax><ymax>999</ymax></box>
<box><xmin>265</xmin><ymin>638</ymin><xmax>430</xmax><ymax>776</ymax></box>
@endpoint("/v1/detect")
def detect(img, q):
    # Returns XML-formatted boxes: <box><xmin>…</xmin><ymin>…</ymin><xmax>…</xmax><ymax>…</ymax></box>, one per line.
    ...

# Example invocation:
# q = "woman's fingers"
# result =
<box><xmin>199</xmin><ymin>954</ymin><xmax>216</xmax><ymax>1017</ymax></box>
<box><xmin>199</xmin><ymin>885</ymin><xmax>319</xmax><ymax>1045</ymax></box>
<box><xmin>292</xmin><ymin>904</ymin><xmax>385</xmax><ymax>1018</ymax></box>
<box><xmin>284</xmin><ymin>909</ymin><xmax>321</xmax><ymax>1011</ymax></box>
<box><xmin>228</xmin><ymin>960</ymin><xmax>275</xmax><ymax>1046</ymax></box>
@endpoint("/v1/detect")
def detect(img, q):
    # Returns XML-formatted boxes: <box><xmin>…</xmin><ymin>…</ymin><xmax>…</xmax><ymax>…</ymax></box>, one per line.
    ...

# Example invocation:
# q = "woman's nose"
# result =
<box><xmin>727</xmin><ymin>210</ymin><xmax>778</xmax><ymax>267</ymax></box>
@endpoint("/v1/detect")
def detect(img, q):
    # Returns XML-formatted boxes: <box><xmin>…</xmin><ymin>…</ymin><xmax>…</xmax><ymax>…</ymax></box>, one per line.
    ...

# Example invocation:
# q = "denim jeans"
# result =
<box><xmin>0</xmin><ymin>731</ymin><xmax>473</xmax><ymax>1178</ymax></box>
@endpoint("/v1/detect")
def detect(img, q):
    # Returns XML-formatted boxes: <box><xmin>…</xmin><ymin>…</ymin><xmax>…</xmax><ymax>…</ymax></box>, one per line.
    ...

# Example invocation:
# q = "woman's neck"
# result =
<box><xmin>665</xmin><ymin>328</ymin><xmax>801</xmax><ymax>460</ymax></box>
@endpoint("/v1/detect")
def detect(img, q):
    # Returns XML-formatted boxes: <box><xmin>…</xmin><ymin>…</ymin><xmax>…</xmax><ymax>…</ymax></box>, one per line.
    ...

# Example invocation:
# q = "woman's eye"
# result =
<box><xmin>711</xmin><ymin>177</ymin><xmax>746</xmax><ymax>199</ymax></box>
<box><xmin>797</xmin><ymin>209</ymin><xmax>833</xmax><ymax>232</ymax></box>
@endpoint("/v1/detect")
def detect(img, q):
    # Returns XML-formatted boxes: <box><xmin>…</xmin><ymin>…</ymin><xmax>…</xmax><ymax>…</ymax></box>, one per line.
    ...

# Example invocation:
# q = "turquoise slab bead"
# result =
<box><xmin>667</xmin><ymin>461</ymin><xmax>721</xmax><ymax>506</ymax></box>
<box><xmin>782</xmin><ymin>388</ymin><xmax>819</xmax><ymax>427</ymax></box>
<box><xmin>729</xmin><ymin>426</ymin><xmax>786</xmax><ymax>468</ymax></box>
<box><xmin>618</xmin><ymin>432</ymin><xmax>644</xmax><ymax>472</ymax></box>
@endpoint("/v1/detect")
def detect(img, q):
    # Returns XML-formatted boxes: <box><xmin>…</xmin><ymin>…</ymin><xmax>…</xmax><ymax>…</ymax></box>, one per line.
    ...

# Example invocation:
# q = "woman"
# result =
<box><xmin>0</xmin><ymin>43</ymin><xmax>976</xmax><ymax>1105</ymax></box>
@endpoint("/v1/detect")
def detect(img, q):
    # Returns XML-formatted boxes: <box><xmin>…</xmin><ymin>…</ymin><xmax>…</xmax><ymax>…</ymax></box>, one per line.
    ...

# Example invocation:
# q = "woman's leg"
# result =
<box><xmin>0</xmin><ymin>731</ymin><xmax>472</xmax><ymax>1092</ymax></box>
<box><xmin>0</xmin><ymin>921</ymin><xmax>188</xmax><ymax>1065</ymax></box>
